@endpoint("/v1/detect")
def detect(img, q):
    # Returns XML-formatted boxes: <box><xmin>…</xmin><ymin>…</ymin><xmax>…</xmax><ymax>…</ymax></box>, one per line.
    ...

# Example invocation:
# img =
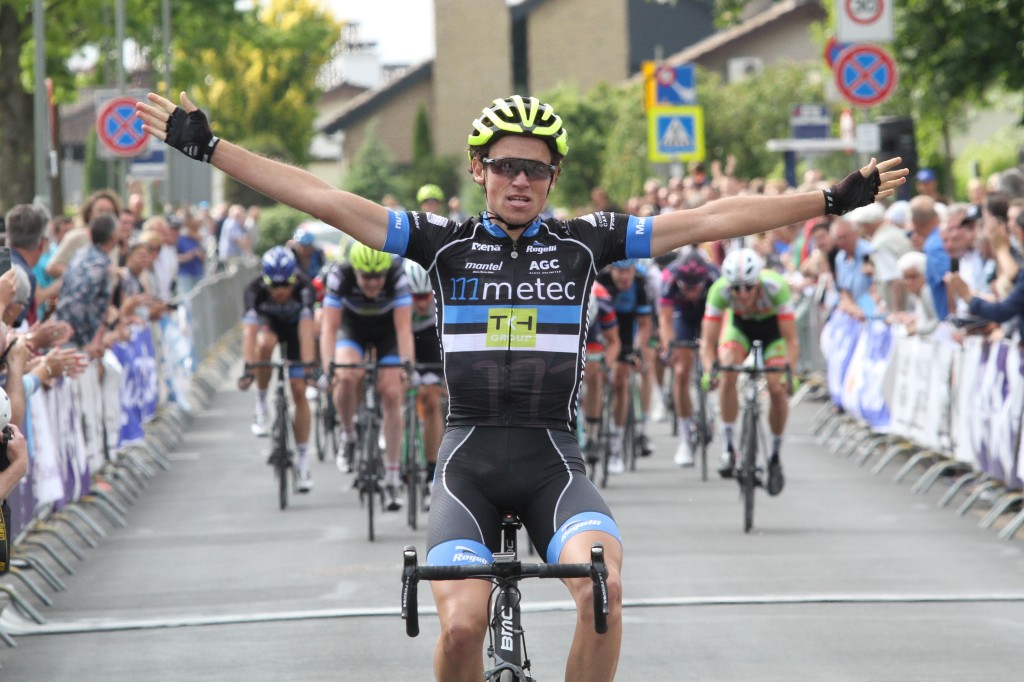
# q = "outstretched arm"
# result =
<box><xmin>136</xmin><ymin>92</ymin><xmax>390</xmax><ymax>250</ymax></box>
<box><xmin>649</xmin><ymin>157</ymin><xmax>907</xmax><ymax>257</ymax></box>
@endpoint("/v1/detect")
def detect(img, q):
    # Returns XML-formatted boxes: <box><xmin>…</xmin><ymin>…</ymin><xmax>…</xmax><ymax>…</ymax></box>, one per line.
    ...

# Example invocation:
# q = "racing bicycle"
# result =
<box><xmin>713</xmin><ymin>340</ymin><xmax>790</xmax><ymax>533</ymax></box>
<box><xmin>331</xmin><ymin>361</ymin><xmax>388</xmax><ymax>541</ymax></box>
<box><xmin>245</xmin><ymin>356</ymin><xmax>314</xmax><ymax>511</ymax></box>
<box><xmin>402</xmin><ymin>512</ymin><xmax>608</xmax><ymax>681</ymax></box>
<box><xmin>671</xmin><ymin>339</ymin><xmax>715</xmax><ymax>482</ymax></box>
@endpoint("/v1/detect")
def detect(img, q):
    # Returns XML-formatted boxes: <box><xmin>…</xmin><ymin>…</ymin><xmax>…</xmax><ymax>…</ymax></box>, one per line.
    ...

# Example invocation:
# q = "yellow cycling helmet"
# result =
<box><xmin>416</xmin><ymin>184</ymin><xmax>445</xmax><ymax>204</ymax></box>
<box><xmin>348</xmin><ymin>243</ymin><xmax>393</xmax><ymax>274</ymax></box>
<box><xmin>468</xmin><ymin>95</ymin><xmax>569</xmax><ymax>160</ymax></box>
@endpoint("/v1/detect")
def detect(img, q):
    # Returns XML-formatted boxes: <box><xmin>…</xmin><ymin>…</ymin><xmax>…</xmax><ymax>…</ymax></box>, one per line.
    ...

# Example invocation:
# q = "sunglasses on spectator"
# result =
<box><xmin>729</xmin><ymin>283</ymin><xmax>757</xmax><ymax>293</ymax></box>
<box><xmin>356</xmin><ymin>271</ymin><xmax>387</xmax><ymax>281</ymax></box>
<box><xmin>482</xmin><ymin>157</ymin><xmax>557</xmax><ymax>181</ymax></box>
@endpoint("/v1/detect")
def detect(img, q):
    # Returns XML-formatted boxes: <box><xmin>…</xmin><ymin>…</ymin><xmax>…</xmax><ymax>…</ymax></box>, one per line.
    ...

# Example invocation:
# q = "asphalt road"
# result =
<box><xmin>2</xmin><ymin>366</ymin><xmax>1023</xmax><ymax>681</ymax></box>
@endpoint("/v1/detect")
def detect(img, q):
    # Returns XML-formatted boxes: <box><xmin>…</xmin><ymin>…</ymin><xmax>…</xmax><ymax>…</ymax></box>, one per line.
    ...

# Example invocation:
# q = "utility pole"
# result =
<box><xmin>32</xmin><ymin>0</ymin><xmax>50</xmax><ymax>211</ymax></box>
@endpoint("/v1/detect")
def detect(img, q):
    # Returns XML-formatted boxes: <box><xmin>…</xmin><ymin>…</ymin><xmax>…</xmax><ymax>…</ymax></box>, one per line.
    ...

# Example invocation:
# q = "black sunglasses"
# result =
<box><xmin>356</xmin><ymin>271</ymin><xmax>386</xmax><ymax>280</ymax></box>
<box><xmin>482</xmin><ymin>157</ymin><xmax>557</xmax><ymax>181</ymax></box>
<box><xmin>729</xmin><ymin>283</ymin><xmax>757</xmax><ymax>293</ymax></box>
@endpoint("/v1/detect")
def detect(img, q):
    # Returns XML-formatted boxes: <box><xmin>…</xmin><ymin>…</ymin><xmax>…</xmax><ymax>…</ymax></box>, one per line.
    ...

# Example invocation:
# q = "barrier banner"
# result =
<box><xmin>112</xmin><ymin>326</ymin><xmax>160</xmax><ymax>446</ymax></box>
<box><xmin>47</xmin><ymin>379</ymin><xmax>90</xmax><ymax>506</ymax></box>
<box><xmin>28</xmin><ymin>391</ymin><xmax>64</xmax><ymax>510</ymax></box>
<box><xmin>887</xmin><ymin>335</ymin><xmax>953</xmax><ymax>452</ymax></box>
<box><xmin>978</xmin><ymin>342</ymin><xmax>1024</xmax><ymax>488</ymax></box>
<box><xmin>75</xmin><ymin>364</ymin><xmax>107</xmax><ymax>472</ymax></box>
<box><xmin>840</xmin><ymin>325</ymin><xmax>867</xmax><ymax>421</ymax></box>
<box><xmin>955</xmin><ymin>338</ymin><xmax>984</xmax><ymax>466</ymax></box>
<box><xmin>159</xmin><ymin>312</ymin><xmax>194</xmax><ymax>413</ymax></box>
<box><xmin>822</xmin><ymin>312</ymin><xmax>862</xmax><ymax>406</ymax></box>
<box><xmin>857</xmin><ymin>320</ymin><xmax>894</xmax><ymax>430</ymax></box>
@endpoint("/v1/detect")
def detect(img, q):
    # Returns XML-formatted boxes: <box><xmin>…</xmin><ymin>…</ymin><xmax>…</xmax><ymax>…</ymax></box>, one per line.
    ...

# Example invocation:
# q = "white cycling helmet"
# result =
<box><xmin>403</xmin><ymin>259</ymin><xmax>432</xmax><ymax>295</ymax></box>
<box><xmin>721</xmin><ymin>248</ymin><xmax>763</xmax><ymax>286</ymax></box>
<box><xmin>0</xmin><ymin>386</ymin><xmax>10</xmax><ymax>432</ymax></box>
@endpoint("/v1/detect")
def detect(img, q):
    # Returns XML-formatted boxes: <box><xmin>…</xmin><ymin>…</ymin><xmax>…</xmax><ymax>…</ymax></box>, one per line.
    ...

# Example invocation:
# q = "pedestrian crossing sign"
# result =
<box><xmin>647</xmin><ymin>106</ymin><xmax>704</xmax><ymax>163</ymax></box>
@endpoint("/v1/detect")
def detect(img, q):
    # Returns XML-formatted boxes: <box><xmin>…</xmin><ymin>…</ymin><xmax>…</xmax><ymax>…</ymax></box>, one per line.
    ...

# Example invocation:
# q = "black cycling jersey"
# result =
<box><xmin>322</xmin><ymin>261</ymin><xmax>411</xmax><ymax>316</ymax></box>
<box><xmin>383</xmin><ymin>211</ymin><xmax>652</xmax><ymax>432</ymax></box>
<box><xmin>242</xmin><ymin>273</ymin><xmax>315</xmax><ymax>324</ymax></box>
<box><xmin>242</xmin><ymin>273</ymin><xmax>315</xmax><ymax>359</ymax></box>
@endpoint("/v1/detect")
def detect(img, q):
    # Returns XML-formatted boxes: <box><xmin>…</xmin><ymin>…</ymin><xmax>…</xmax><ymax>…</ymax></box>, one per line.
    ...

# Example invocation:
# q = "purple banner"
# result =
<box><xmin>112</xmin><ymin>326</ymin><xmax>160</xmax><ymax>446</ymax></box>
<box><xmin>857</xmin><ymin>321</ymin><xmax>894</xmax><ymax>429</ymax></box>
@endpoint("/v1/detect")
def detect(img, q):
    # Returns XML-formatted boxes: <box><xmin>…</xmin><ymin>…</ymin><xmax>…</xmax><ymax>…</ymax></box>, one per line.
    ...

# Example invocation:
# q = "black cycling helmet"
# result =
<box><xmin>676</xmin><ymin>252</ymin><xmax>711</xmax><ymax>285</ymax></box>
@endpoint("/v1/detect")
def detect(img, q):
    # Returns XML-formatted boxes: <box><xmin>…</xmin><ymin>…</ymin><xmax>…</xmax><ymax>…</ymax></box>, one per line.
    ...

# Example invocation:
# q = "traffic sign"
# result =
<box><xmin>647</xmin><ymin>105</ymin><xmax>704</xmax><ymax>163</ymax></box>
<box><xmin>836</xmin><ymin>0</ymin><xmax>894</xmax><ymax>43</ymax></box>
<box><xmin>655</xmin><ymin>64</ymin><xmax>696</xmax><ymax>105</ymax></box>
<box><xmin>823</xmin><ymin>37</ymin><xmax>852</xmax><ymax>68</ymax></box>
<box><xmin>790</xmin><ymin>103</ymin><xmax>831</xmax><ymax>139</ymax></box>
<box><xmin>96</xmin><ymin>95</ymin><xmax>150</xmax><ymax>158</ymax></box>
<box><xmin>833</xmin><ymin>44</ymin><xmax>898</xmax><ymax>108</ymax></box>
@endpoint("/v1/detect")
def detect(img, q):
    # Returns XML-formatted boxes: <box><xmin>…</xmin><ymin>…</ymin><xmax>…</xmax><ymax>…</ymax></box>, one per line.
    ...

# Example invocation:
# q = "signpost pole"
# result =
<box><xmin>32</xmin><ymin>0</ymin><xmax>50</xmax><ymax>211</ymax></box>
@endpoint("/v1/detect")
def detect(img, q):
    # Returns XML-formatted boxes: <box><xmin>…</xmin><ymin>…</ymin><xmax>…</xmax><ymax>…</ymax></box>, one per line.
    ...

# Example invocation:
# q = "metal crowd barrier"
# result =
<box><xmin>0</xmin><ymin>262</ymin><xmax>254</xmax><ymax>644</ymax></box>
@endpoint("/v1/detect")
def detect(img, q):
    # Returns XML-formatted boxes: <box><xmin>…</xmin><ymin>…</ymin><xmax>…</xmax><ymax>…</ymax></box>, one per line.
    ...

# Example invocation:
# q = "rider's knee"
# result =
<box><xmin>438</xmin><ymin>612</ymin><xmax>488</xmax><ymax>655</ymax></box>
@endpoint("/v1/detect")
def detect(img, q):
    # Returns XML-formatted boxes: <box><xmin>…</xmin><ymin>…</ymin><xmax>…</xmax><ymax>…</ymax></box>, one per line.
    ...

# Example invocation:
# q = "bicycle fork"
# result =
<box><xmin>487</xmin><ymin>580</ymin><xmax>531</xmax><ymax>681</ymax></box>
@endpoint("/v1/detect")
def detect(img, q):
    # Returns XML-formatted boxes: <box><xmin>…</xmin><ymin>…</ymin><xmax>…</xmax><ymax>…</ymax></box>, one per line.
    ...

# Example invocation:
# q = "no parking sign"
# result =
<box><xmin>836</xmin><ymin>0</ymin><xmax>894</xmax><ymax>43</ymax></box>
<box><xmin>95</xmin><ymin>93</ymin><xmax>150</xmax><ymax>159</ymax></box>
<box><xmin>833</xmin><ymin>44</ymin><xmax>898</xmax><ymax>108</ymax></box>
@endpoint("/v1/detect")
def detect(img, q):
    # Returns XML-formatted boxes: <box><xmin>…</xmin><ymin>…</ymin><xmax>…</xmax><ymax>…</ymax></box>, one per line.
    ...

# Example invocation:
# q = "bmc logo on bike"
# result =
<box><xmin>486</xmin><ymin>308</ymin><xmax>537</xmax><ymax>348</ymax></box>
<box><xmin>500</xmin><ymin>607</ymin><xmax>515</xmax><ymax>651</ymax></box>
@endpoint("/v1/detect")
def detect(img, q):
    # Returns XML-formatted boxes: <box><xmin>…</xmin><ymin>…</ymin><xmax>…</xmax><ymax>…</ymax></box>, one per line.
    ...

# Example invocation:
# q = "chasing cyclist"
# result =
<box><xmin>658</xmin><ymin>250</ymin><xmax>719</xmax><ymax>467</ymax></box>
<box><xmin>239</xmin><ymin>246</ymin><xmax>317</xmax><ymax>492</ymax></box>
<box><xmin>699</xmin><ymin>248</ymin><xmax>798</xmax><ymax>495</ymax></box>
<box><xmin>289</xmin><ymin>226</ymin><xmax>326</xmax><ymax>279</ymax></box>
<box><xmin>403</xmin><ymin>258</ymin><xmax>444</xmax><ymax>501</ymax></box>
<box><xmin>582</xmin><ymin>281</ymin><xmax>621</xmax><ymax>465</ymax></box>
<box><xmin>320</xmin><ymin>243</ymin><xmax>413</xmax><ymax>511</ymax></box>
<box><xmin>138</xmin><ymin>89</ymin><xmax>905</xmax><ymax>681</ymax></box>
<box><xmin>597</xmin><ymin>259</ymin><xmax>654</xmax><ymax>473</ymax></box>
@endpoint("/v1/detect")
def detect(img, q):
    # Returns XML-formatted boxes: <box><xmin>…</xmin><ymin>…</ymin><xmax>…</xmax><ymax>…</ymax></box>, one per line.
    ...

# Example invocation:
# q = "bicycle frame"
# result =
<box><xmin>714</xmin><ymin>340</ymin><xmax>789</xmax><ymax>533</ymax></box>
<box><xmin>331</xmin><ymin>361</ymin><xmax>386</xmax><ymax>541</ymax></box>
<box><xmin>402</xmin><ymin>513</ymin><xmax>608</xmax><ymax>681</ymax></box>
<box><xmin>670</xmin><ymin>339</ymin><xmax>713</xmax><ymax>482</ymax></box>
<box><xmin>247</xmin><ymin>353</ymin><xmax>309</xmax><ymax>511</ymax></box>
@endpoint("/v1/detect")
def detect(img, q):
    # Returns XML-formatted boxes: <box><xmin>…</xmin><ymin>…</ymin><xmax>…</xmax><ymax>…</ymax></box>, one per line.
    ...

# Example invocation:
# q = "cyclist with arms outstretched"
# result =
<box><xmin>138</xmin><ymin>88</ymin><xmax>906</xmax><ymax>681</ymax></box>
<box><xmin>699</xmin><ymin>248</ymin><xmax>797</xmax><ymax>495</ymax></box>
<box><xmin>239</xmin><ymin>246</ymin><xmax>317</xmax><ymax>492</ymax></box>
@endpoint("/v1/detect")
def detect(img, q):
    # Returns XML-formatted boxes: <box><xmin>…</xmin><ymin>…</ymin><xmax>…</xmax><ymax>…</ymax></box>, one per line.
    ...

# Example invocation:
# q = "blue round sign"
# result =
<box><xmin>97</xmin><ymin>96</ymin><xmax>149</xmax><ymax>157</ymax></box>
<box><xmin>834</xmin><ymin>45</ymin><xmax>897</xmax><ymax>107</ymax></box>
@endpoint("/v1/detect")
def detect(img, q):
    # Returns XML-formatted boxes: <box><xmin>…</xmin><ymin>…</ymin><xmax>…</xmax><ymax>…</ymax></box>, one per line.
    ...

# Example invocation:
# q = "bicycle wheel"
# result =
<box><xmin>740</xmin><ymin>406</ymin><xmax>758</xmax><ymax>533</ymax></box>
<box><xmin>404</xmin><ymin>404</ymin><xmax>420</xmax><ymax>531</ymax></box>
<box><xmin>497</xmin><ymin>670</ymin><xmax>515</xmax><ymax>682</ymax></box>
<box><xmin>272</xmin><ymin>399</ymin><xmax>290</xmax><ymax>511</ymax></box>
<box><xmin>360</xmin><ymin>420</ymin><xmax>378</xmax><ymax>542</ymax></box>
<box><xmin>624</xmin><ymin>399</ymin><xmax>638</xmax><ymax>473</ymax></box>
<box><xmin>313</xmin><ymin>390</ymin><xmax>326</xmax><ymax>462</ymax></box>
<box><xmin>696</xmin><ymin>384</ymin><xmax>708</xmax><ymax>482</ymax></box>
<box><xmin>599</xmin><ymin>390</ymin><xmax>613</xmax><ymax>489</ymax></box>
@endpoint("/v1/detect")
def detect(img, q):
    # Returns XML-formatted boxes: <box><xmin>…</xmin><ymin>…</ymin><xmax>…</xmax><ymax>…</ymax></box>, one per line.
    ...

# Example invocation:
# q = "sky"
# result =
<box><xmin>324</xmin><ymin>0</ymin><xmax>437</xmax><ymax>65</ymax></box>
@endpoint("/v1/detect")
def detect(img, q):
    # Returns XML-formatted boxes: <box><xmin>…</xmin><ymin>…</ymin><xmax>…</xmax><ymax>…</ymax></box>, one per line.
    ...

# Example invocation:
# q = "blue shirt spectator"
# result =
<box><xmin>923</xmin><ymin>227</ymin><xmax>951</xmax><ymax>320</ymax></box>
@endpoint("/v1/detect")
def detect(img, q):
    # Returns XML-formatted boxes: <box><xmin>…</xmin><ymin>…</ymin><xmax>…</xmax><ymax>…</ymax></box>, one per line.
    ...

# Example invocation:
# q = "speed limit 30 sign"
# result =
<box><xmin>836</xmin><ymin>0</ymin><xmax>893</xmax><ymax>43</ymax></box>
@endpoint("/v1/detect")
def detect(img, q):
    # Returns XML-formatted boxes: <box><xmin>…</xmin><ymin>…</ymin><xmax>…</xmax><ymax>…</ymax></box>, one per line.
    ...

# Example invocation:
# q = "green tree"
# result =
<box><xmin>700</xmin><ymin>61</ymin><xmax>825</xmax><ymax>180</ymax></box>
<box><xmin>0</xmin><ymin>0</ymin><xmax>247</xmax><ymax>210</ymax></box>
<box><xmin>343</xmin><ymin>123</ymin><xmax>403</xmax><ymax>203</ymax></box>
<box><xmin>190</xmin><ymin>0</ymin><xmax>341</xmax><ymax>166</ymax></box>
<box><xmin>404</xmin><ymin>103</ymin><xmax>461</xmax><ymax>206</ymax></box>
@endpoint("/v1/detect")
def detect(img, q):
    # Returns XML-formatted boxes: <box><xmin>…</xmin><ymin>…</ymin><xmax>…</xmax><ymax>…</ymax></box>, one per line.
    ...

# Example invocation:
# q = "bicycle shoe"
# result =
<box><xmin>766</xmin><ymin>455</ymin><xmax>785</xmax><ymax>496</ymax></box>
<box><xmin>296</xmin><ymin>469</ymin><xmax>313</xmax><ymax>494</ymax></box>
<box><xmin>251</xmin><ymin>408</ymin><xmax>269</xmax><ymax>437</ymax></box>
<box><xmin>717</xmin><ymin>445</ymin><xmax>736</xmax><ymax>479</ymax></box>
<box><xmin>638</xmin><ymin>434</ymin><xmax>654</xmax><ymax>457</ymax></box>
<box><xmin>585</xmin><ymin>441</ymin><xmax>600</xmax><ymax>465</ymax></box>
<box><xmin>385</xmin><ymin>485</ymin><xmax>403</xmax><ymax>511</ymax></box>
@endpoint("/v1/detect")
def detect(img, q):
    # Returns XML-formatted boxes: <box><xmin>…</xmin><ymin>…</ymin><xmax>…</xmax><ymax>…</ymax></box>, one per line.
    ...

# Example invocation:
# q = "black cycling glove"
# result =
<box><xmin>165</xmin><ymin>106</ymin><xmax>220</xmax><ymax>163</ymax></box>
<box><xmin>822</xmin><ymin>167</ymin><xmax>881</xmax><ymax>216</ymax></box>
